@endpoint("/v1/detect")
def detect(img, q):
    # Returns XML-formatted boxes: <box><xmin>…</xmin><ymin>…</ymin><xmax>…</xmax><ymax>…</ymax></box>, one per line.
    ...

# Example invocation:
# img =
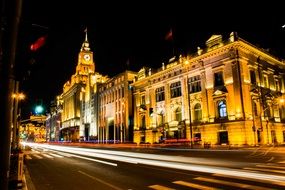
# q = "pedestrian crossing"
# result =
<box><xmin>148</xmin><ymin>163</ymin><xmax>285</xmax><ymax>190</ymax></box>
<box><xmin>24</xmin><ymin>150</ymin><xmax>70</xmax><ymax>160</ymax></box>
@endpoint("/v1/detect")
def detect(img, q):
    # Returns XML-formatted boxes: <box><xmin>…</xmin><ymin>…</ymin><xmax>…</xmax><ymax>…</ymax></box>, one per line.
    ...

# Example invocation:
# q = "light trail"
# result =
<box><xmin>22</xmin><ymin>142</ymin><xmax>285</xmax><ymax>185</ymax></box>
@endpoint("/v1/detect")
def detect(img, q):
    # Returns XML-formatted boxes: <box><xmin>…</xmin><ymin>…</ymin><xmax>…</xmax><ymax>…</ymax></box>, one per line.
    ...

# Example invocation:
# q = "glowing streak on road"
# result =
<box><xmin>22</xmin><ymin>142</ymin><xmax>285</xmax><ymax>185</ymax></box>
<box><xmin>24</xmin><ymin>143</ymin><xmax>246</xmax><ymax>167</ymax></box>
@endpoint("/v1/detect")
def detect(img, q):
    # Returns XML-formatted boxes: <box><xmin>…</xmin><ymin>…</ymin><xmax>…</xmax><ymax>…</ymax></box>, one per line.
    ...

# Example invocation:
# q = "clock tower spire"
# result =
<box><xmin>81</xmin><ymin>27</ymin><xmax>90</xmax><ymax>52</ymax></box>
<box><xmin>75</xmin><ymin>28</ymin><xmax>95</xmax><ymax>75</ymax></box>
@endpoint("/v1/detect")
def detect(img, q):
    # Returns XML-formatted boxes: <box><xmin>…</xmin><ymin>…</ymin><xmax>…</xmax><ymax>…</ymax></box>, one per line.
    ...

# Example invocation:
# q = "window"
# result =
<box><xmin>155</xmin><ymin>87</ymin><xmax>165</xmax><ymax>102</ymax></box>
<box><xmin>175</xmin><ymin>107</ymin><xmax>182</xmax><ymax>122</ymax></box>
<box><xmin>194</xmin><ymin>103</ymin><xmax>202</xmax><ymax>121</ymax></box>
<box><xmin>218</xmin><ymin>100</ymin><xmax>227</xmax><ymax>118</ymax></box>
<box><xmin>122</xmin><ymin>87</ymin><xmax>124</xmax><ymax>97</ymax></box>
<box><xmin>141</xmin><ymin>115</ymin><xmax>146</xmax><ymax>129</ymax></box>
<box><xmin>252</xmin><ymin>101</ymin><xmax>258</xmax><ymax>116</ymax></box>
<box><xmin>214</xmin><ymin>72</ymin><xmax>224</xmax><ymax>87</ymax></box>
<box><xmin>188</xmin><ymin>75</ymin><xmax>201</xmax><ymax>93</ymax></box>
<box><xmin>141</xmin><ymin>95</ymin><xmax>145</xmax><ymax>105</ymax></box>
<box><xmin>250</xmin><ymin>70</ymin><xmax>257</xmax><ymax>85</ymax></box>
<box><xmin>264</xmin><ymin>103</ymin><xmax>270</xmax><ymax>117</ymax></box>
<box><xmin>157</xmin><ymin>113</ymin><xmax>165</xmax><ymax>126</ymax></box>
<box><xmin>264</xmin><ymin>75</ymin><xmax>269</xmax><ymax>88</ymax></box>
<box><xmin>275</xmin><ymin>79</ymin><xmax>280</xmax><ymax>91</ymax></box>
<box><xmin>170</xmin><ymin>81</ymin><xmax>182</xmax><ymax>98</ymax></box>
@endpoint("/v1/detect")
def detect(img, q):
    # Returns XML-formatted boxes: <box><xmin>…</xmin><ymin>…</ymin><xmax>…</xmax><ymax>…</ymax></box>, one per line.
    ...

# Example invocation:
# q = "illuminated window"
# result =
<box><xmin>188</xmin><ymin>75</ymin><xmax>201</xmax><ymax>93</ymax></box>
<box><xmin>264</xmin><ymin>75</ymin><xmax>269</xmax><ymax>88</ymax></box>
<box><xmin>155</xmin><ymin>87</ymin><xmax>165</xmax><ymax>102</ymax></box>
<box><xmin>170</xmin><ymin>81</ymin><xmax>181</xmax><ymax>98</ymax></box>
<box><xmin>194</xmin><ymin>103</ymin><xmax>202</xmax><ymax>121</ymax></box>
<box><xmin>264</xmin><ymin>103</ymin><xmax>270</xmax><ymax>117</ymax></box>
<box><xmin>157</xmin><ymin>113</ymin><xmax>165</xmax><ymax>126</ymax></box>
<box><xmin>175</xmin><ymin>107</ymin><xmax>182</xmax><ymax>122</ymax></box>
<box><xmin>218</xmin><ymin>100</ymin><xmax>227</xmax><ymax>118</ymax></box>
<box><xmin>141</xmin><ymin>95</ymin><xmax>145</xmax><ymax>105</ymax></box>
<box><xmin>275</xmin><ymin>79</ymin><xmax>280</xmax><ymax>91</ymax></box>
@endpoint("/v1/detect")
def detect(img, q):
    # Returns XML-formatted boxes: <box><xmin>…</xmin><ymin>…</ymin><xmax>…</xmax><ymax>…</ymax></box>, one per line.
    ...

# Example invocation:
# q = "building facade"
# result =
<box><xmin>59</xmin><ymin>31</ymin><xmax>108</xmax><ymax>142</ymax></box>
<box><xmin>97</xmin><ymin>71</ymin><xmax>137</xmax><ymax>143</ymax></box>
<box><xmin>46</xmin><ymin>97</ymin><xmax>62</xmax><ymax>141</ymax></box>
<box><xmin>132</xmin><ymin>32</ymin><xmax>285</xmax><ymax>146</ymax></box>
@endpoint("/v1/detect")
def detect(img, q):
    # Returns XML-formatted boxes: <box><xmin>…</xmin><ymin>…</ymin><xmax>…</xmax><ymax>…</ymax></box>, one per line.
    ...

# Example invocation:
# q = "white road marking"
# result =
<box><xmin>195</xmin><ymin>177</ymin><xmax>273</xmax><ymax>190</ymax></box>
<box><xmin>78</xmin><ymin>170</ymin><xmax>122</xmax><ymax>190</ymax></box>
<box><xmin>148</xmin><ymin>184</ymin><xmax>175</xmax><ymax>190</ymax></box>
<box><xmin>173</xmin><ymin>180</ymin><xmax>220</xmax><ymax>190</ymax></box>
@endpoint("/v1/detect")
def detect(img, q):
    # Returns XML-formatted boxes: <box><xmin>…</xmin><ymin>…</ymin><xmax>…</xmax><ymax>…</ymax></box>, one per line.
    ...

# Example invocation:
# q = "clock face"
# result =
<box><xmin>83</xmin><ymin>54</ymin><xmax>90</xmax><ymax>61</ymax></box>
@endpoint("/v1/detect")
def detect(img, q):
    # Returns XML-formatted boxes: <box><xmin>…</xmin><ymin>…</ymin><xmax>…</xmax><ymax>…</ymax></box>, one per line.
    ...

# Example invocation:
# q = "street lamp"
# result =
<box><xmin>12</xmin><ymin>91</ymin><xmax>25</xmax><ymax>149</ymax></box>
<box><xmin>251</xmin><ymin>96</ymin><xmax>257</xmax><ymax>146</ymax></box>
<box><xmin>186</xmin><ymin>75</ymin><xmax>193</xmax><ymax>149</ymax></box>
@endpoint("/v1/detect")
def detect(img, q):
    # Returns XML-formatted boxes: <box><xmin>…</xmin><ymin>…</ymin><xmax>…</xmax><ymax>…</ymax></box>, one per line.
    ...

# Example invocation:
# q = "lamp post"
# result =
<box><xmin>12</xmin><ymin>86</ymin><xmax>25</xmax><ymax>149</ymax></box>
<box><xmin>186</xmin><ymin>75</ymin><xmax>193</xmax><ymax>149</ymax></box>
<box><xmin>251</xmin><ymin>96</ymin><xmax>257</xmax><ymax>146</ymax></box>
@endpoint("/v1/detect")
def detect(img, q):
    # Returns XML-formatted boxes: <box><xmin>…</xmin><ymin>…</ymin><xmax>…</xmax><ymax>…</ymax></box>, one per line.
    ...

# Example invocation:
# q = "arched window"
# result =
<box><xmin>194</xmin><ymin>103</ymin><xmax>202</xmax><ymax>121</ymax></box>
<box><xmin>218</xmin><ymin>100</ymin><xmax>227</xmax><ymax>118</ymax></box>
<box><xmin>175</xmin><ymin>107</ymin><xmax>182</xmax><ymax>122</ymax></box>
<box><xmin>157</xmin><ymin>113</ymin><xmax>165</xmax><ymax>126</ymax></box>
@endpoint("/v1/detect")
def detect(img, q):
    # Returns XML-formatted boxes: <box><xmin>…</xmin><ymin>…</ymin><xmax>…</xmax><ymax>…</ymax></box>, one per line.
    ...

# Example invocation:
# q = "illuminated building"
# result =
<box><xmin>132</xmin><ymin>32</ymin><xmax>285</xmax><ymax>146</ymax></box>
<box><xmin>19</xmin><ymin>115</ymin><xmax>47</xmax><ymax>143</ymax></box>
<box><xmin>59</xmin><ymin>31</ymin><xmax>108</xmax><ymax>141</ymax></box>
<box><xmin>97</xmin><ymin>71</ymin><xmax>137</xmax><ymax>143</ymax></box>
<box><xmin>46</xmin><ymin>96</ymin><xmax>62</xmax><ymax>141</ymax></box>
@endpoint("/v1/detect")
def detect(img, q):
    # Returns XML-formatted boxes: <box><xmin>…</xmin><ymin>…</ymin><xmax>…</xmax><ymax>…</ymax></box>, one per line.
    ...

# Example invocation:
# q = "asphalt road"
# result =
<box><xmin>23</xmin><ymin>144</ymin><xmax>285</xmax><ymax>190</ymax></box>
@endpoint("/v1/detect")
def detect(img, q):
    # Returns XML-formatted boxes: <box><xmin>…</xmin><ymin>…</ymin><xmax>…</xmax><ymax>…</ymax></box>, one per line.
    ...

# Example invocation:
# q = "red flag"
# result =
<box><xmin>30</xmin><ymin>35</ymin><xmax>47</xmax><ymax>51</ymax></box>
<box><xmin>165</xmin><ymin>29</ymin><xmax>173</xmax><ymax>41</ymax></box>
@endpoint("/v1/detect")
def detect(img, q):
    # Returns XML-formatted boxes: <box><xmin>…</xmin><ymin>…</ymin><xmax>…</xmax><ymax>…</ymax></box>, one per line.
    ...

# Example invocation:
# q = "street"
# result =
<box><xmin>23</xmin><ymin>143</ymin><xmax>285</xmax><ymax>190</ymax></box>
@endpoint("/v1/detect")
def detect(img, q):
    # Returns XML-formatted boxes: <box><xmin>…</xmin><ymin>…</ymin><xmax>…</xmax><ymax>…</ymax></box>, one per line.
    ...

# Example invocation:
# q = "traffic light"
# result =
<box><xmin>35</xmin><ymin>105</ymin><xmax>44</xmax><ymax>115</ymax></box>
<box><xmin>30</xmin><ymin>35</ymin><xmax>47</xmax><ymax>52</ymax></box>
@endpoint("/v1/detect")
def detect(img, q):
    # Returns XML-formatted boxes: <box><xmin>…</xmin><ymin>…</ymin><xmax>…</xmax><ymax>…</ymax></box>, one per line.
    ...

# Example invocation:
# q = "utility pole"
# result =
<box><xmin>0</xmin><ymin>0</ymin><xmax>22</xmax><ymax>189</ymax></box>
<box><xmin>12</xmin><ymin>81</ymin><xmax>19</xmax><ymax>149</ymax></box>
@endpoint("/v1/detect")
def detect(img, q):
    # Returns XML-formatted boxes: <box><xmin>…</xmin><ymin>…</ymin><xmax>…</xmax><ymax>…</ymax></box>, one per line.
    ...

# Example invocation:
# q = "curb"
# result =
<box><xmin>23</xmin><ymin>165</ymin><xmax>36</xmax><ymax>190</ymax></box>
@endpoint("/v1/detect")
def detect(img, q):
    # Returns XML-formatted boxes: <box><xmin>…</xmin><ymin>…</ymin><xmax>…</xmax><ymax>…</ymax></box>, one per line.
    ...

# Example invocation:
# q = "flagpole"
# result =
<box><xmin>165</xmin><ymin>28</ymin><xmax>175</xmax><ymax>58</ymax></box>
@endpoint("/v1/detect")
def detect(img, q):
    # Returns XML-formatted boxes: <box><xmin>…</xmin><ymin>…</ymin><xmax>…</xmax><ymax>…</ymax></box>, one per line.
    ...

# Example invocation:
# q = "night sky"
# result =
<box><xmin>16</xmin><ymin>1</ymin><xmax>285</xmax><ymax>118</ymax></box>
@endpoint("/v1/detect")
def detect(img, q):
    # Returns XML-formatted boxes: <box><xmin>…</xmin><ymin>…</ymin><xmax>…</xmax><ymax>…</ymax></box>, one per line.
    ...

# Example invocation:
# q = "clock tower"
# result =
<box><xmin>75</xmin><ymin>28</ymin><xmax>95</xmax><ymax>75</ymax></box>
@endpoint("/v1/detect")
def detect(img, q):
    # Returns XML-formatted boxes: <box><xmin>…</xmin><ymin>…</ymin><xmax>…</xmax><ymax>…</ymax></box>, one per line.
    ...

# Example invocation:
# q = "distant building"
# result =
<box><xmin>46</xmin><ymin>97</ymin><xmax>62</xmax><ymax>141</ymax></box>
<box><xmin>97</xmin><ymin>71</ymin><xmax>137</xmax><ymax>143</ymax></box>
<box><xmin>19</xmin><ymin>115</ymin><xmax>47</xmax><ymax>143</ymax></box>
<box><xmin>132</xmin><ymin>32</ymin><xmax>285</xmax><ymax>146</ymax></box>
